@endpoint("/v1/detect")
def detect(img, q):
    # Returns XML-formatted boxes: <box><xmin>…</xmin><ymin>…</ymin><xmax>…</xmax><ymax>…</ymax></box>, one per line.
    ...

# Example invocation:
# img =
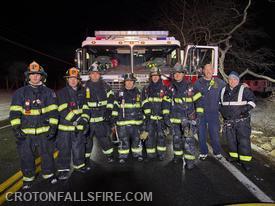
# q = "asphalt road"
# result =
<box><xmin>1</xmin><ymin>125</ymin><xmax>275</xmax><ymax>206</ymax></box>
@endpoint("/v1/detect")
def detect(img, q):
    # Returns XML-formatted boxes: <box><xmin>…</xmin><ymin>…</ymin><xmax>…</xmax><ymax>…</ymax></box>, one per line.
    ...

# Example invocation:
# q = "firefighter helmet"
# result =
<box><xmin>123</xmin><ymin>73</ymin><xmax>136</xmax><ymax>81</ymax></box>
<box><xmin>172</xmin><ymin>63</ymin><xmax>186</xmax><ymax>74</ymax></box>
<box><xmin>64</xmin><ymin>67</ymin><xmax>81</xmax><ymax>79</ymax></box>
<box><xmin>150</xmin><ymin>66</ymin><xmax>161</xmax><ymax>76</ymax></box>
<box><xmin>25</xmin><ymin>61</ymin><xmax>47</xmax><ymax>82</ymax></box>
<box><xmin>88</xmin><ymin>61</ymin><xmax>104</xmax><ymax>73</ymax></box>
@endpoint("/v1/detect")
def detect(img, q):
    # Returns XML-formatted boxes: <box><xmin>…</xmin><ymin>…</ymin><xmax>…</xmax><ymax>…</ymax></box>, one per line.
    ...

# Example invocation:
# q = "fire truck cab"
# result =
<box><xmin>75</xmin><ymin>31</ymin><xmax>219</xmax><ymax>90</ymax></box>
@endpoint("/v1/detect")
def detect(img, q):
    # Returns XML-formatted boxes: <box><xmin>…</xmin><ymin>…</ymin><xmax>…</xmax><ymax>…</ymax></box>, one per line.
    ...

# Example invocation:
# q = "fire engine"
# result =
<box><xmin>75</xmin><ymin>31</ymin><xmax>219</xmax><ymax>90</ymax></box>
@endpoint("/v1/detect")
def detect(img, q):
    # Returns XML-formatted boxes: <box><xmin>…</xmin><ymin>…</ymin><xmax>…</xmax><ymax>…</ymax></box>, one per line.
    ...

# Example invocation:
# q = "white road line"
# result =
<box><xmin>0</xmin><ymin>124</ymin><xmax>11</xmax><ymax>130</ymax></box>
<box><xmin>194</xmin><ymin>135</ymin><xmax>274</xmax><ymax>203</ymax></box>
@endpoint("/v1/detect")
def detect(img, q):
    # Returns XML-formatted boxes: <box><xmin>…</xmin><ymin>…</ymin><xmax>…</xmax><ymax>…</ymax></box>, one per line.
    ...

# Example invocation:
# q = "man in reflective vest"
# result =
<box><xmin>194</xmin><ymin>64</ymin><xmax>226</xmax><ymax>160</ymax></box>
<box><xmin>84</xmin><ymin>62</ymin><xmax>114</xmax><ymax>165</ymax></box>
<box><xmin>56</xmin><ymin>67</ymin><xmax>89</xmax><ymax>180</ymax></box>
<box><xmin>141</xmin><ymin>65</ymin><xmax>171</xmax><ymax>161</ymax></box>
<box><xmin>220</xmin><ymin>71</ymin><xmax>256</xmax><ymax>171</ymax></box>
<box><xmin>9</xmin><ymin>61</ymin><xmax>58</xmax><ymax>189</ymax></box>
<box><xmin>112</xmin><ymin>73</ymin><xmax>144</xmax><ymax>164</ymax></box>
<box><xmin>168</xmin><ymin>63</ymin><xmax>202</xmax><ymax>169</ymax></box>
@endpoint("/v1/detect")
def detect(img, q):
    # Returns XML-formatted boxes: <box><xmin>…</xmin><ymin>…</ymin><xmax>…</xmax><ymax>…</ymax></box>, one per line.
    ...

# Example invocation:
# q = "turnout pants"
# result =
<box><xmin>198</xmin><ymin>113</ymin><xmax>222</xmax><ymax>155</ymax></box>
<box><xmin>146</xmin><ymin>120</ymin><xmax>166</xmax><ymax>158</ymax></box>
<box><xmin>56</xmin><ymin>131</ymin><xmax>86</xmax><ymax>171</ymax></box>
<box><xmin>85</xmin><ymin>122</ymin><xmax>113</xmax><ymax>159</ymax></box>
<box><xmin>172</xmin><ymin>123</ymin><xmax>196</xmax><ymax>162</ymax></box>
<box><xmin>222</xmin><ymin>117</ymin><xmax>252</xmax><ymax>163</ymax></box>
<box><xmin>16</xmin><ymin>134</ymin><xmax>55</xmax><ymax>182</ymax></box>
<box><xmin>117</xmin><ymin>125</ymin><xmax>142</xmax><ymax>159</ymax></box>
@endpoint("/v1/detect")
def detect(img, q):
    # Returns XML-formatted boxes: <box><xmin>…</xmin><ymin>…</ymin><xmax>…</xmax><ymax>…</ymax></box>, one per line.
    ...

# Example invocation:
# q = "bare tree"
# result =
<box><xmin>157</xmin><ymin>0</ymin><xmax>275</xmax><ymax>81</ymax></box>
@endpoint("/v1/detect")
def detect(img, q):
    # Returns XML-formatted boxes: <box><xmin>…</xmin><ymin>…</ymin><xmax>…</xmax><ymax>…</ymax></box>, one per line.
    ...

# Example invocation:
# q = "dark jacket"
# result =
<box><xmin>194</xmin><ymin>77</ymin><xmax>226</xmax><ymax>115</ymax></box>
<box><xmin>112</xmin><ymin>87</ymin><xmax>143</xmax><ymax>126</ymax></box>
<box><xmin>220</xmin><ymin>84</ymin><xmax>256</xmax><ymax>120</ymax></box>
<box><xmin>10</xmin><ymin>84</ymin><xmax>58</xmax><ymax>135</ymax></box>
<box><xmin>57</xmin><ymin>85</ymin><xmax>88</xmax><ymax>132</ymax></box>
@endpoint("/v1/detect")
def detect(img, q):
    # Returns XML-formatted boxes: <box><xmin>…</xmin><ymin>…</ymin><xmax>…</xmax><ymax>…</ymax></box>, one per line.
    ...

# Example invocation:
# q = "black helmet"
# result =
<box><xmin>64</xmin><ymin>67</ymin><xmax>81</xmax><ymax>79</ymax></box>
<box><xmin>172</xmin><ymin>63</ymin><xmax>186</xmax><ymax>74</ymax></box>
<box><xmin>123</xmin><ymin>73</ymin><xmax>136</xmax><ymax>81</ymax></box>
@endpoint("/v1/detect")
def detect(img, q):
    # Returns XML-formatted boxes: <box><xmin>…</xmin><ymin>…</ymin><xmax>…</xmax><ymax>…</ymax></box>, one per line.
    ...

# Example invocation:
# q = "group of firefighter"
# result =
<box><xmin>9</xmin><ymin>60</ymin><xmax>256</xmax><ymax>190</ymax></box>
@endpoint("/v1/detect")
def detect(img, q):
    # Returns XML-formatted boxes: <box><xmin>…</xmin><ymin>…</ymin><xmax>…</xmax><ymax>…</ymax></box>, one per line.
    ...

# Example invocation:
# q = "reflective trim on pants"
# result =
<box><xmin>102</xmin><ymin>148</ymin><xmax>114</xmax><ymax>155</ymax></box>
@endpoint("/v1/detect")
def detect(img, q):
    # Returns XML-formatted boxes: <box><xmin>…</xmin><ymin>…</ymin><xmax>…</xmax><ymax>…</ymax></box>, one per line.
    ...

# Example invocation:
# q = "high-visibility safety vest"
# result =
<box><xmin>10</xmin><ymin>84</ymin><xmax>58</xmax><ymax>135</ymax></box>
<box><xmin>220</xmin><ymin>84</ymin><xmax>256</xmax><ymax>120</ymax></box>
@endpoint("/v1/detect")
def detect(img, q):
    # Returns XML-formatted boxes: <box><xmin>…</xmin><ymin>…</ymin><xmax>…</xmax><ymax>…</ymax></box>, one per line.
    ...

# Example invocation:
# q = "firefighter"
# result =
<box><xmin>220</xmin><ymin>71</ymin><xmax>256</xmax><ymax>171</ymax></box>
<box><xmin>56</xmin><ymin>67</ymin><xmax>89</xmax><ymax>180</ymax></box>
<box><xmin>84</xmin><ymin>62</ymin><xmax>114</xmax><ymax>165</ymax></box>
<box><xmin>141</xmin><ymin>65</ymin><xmax>171</xmax><ymax>161</ymax></box>
<box><xmin>9</xmin><ymin>61</ymin><xmax>58</xmax><ymax>189</ymax></box>
<box><xmin>194</xmin><ymin>64</ymin><xmax>226</xmax><ymax>160</ymax></box>
<box><xmin>168</xmin><ymin>63</ymin><xmax>202</xmax><ymax>169</ymax></box>
<box><xmin>111</xmin><ymin>73</ymin><xmax>144</xmax><ymax>164</ymax></box>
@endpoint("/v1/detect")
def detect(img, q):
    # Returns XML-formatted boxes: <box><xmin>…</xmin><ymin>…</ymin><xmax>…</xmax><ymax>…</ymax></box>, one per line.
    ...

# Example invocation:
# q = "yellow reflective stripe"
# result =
<box><xmin>150</xmin><ymin>115</ymin><xmax>163</xmax><ymax>120</ymax></box>
<box><xmin>81</xmin><ymin>113</ymin><xmax>90</xmax><ymax>120</ymax></box>
<box><xmin>239</xmin><ymin>155</ymin><xmax>252</xmax><ymax>162</ymax></box>
<box><xmin>182</xmin><ymin>97</ymin><xmax>193</xmax><ymax>102</ymax></box>
<box><xmin>76</xmin><ymin>125</ymin><xmax>84</xmax><ymax>130</ymax></box>
<box><xmin>131</xmin><ymin>147</ymin><xmax>142</xmax><ymax>153</ymax></box>
<box><xmin>49</xmin><ymin>118</ymin><xmax>58</xmax><ymax>125</ymax></box>
<box><xmin>87</xmin><ymin>100</ymin><xmax>108</xmax><ymax>107</ymax></box>
<box><xmin>107</xmin><ymin>103</ymin><xmax>114</xmax><ymax>109</ymax></box>
<box><xmin>196</xmin><ymin>107</ymin><xmax>204</xmax><ymax>113</ymax></box>
<box><xmin>10</xmin><ymin>118</ymin><xmax>21</xmax><ymax>126</ymax></box>
<box><xmin>117</xmin><ymin>120</ymin><xmax>143</xmax><ymax>126</ymax></box>
<box><xmin>112</xmin><ymin>111</ymin><xmax>118</xmax><ymax>116</ymax></box>
<box><xmin>23</xmin><ymin>109</ymin><xmax>41</xmax><ymax>115</ymax></box>
<box><xmin>73</xmin><ymin>163</ymin><xmax>85</xmax><ymax>169</ymax></box>
<box><xmin>65</xmin><ymin>111</ymin><xmax>75</xmax><ymax>121</ymax></box>
<box><xmin>107</xmin><ymin>90</ymin><xmax>114</xmax><ymax>98</ymax></box>
<box><xmin>85</xmin><ymin>153</ymin><xmax>91</xmax><ymax>158</ymax></box>
<box><xmin>114</xmin><ymin>101</ymin><xmax>119</xmax><ymax>106</ymax></box>
<box><xmin>86</xmin><ymin>88</ymin><xmax>90</xmax><ymax>98</ymax></box>
<box><xmin>58</xmin><ymin>103</ymin><xmax>68</xmax><ymax>112</ymax></box>
<box><xmin>144</xmin><ymin>109</ymin><xmax>151</xmax><ymax>114</ymax></box>
<box><xmin>58</xmin><ymin>124</ymin><xmax>75</xmax><ymax>131</ymax></box>
<box><xmin>89</xmin><ymin>117</ymin><xmax>104</xmax><ymax>123</ymax></box>
<box><xmin>163</xmin><ymin>96</ymin><xmax>171</xmax><ymax>102</ymax></box>
<box><xmin>10</xmin><ymin>105</ymin><xmax>23</xmax><ymax>112</ymax></box>
<box><xmin>82</xmin><ymin>104</ymin><xmax>89</xmax><ymax>110</ymax></box>
<box><xmin>162</xmin><ymin>109</ymin><xmax>170</xmax><ymax>114</ymax></box>
<box><xmin>148</xmin><ymin>97</ymin><xmax>162</xmax><ymax>102</ymax></box>
<box><xmin>23</xmin><ymin>176</ymin><xmax>35</xmax><ymax>182</ymax></box>
<box><xmin>146</xmin><ymin>148</ymin><xmax>156</xmax><ymax>153</ymax></box>
<box><xmin>157</xmin><ymin>146</ymin><xmax>167</xmax><ymax>151</ymax></box>
<box><xmin>42</xmin><ymin>104</ymin><xmax>58</xmax><ymax>113</ymax></box>
<box><xmin>174</xmin><ymin>150</ymin><xmax>183</xmax><ymax>156</ymax></box>
<box><xmin>174</xmin><ymin>98</ymin><xmax>183</xmax><ymax>104</ymax></box>
<box><xmin>36</xmin><ymin>126</ymin><xmax>50</xmax><ymax>134</ymax></box>
<box><xmin>119</xmin><ymin>103</ymin><xmax>141</xmax><ymax>108</ymax></box>
<box><xmin>229</xmin><ymin>152</ymin><xmax>238</xmax><ymax>158</ymax></box>
<box><xmin>22</xmin><ymin>126</ymin><xmax>50</xmax><ymax>135</ymax></box>
<box><xmin>118</xmin><ymin>149</ymin><xmax>130</xmax><ymax>154</ymax></box>
<box><xmin>42</xmin><ymin>173</ymin><xmax>54</xmax><ymax>179</ymax></box>
<box><xmin>103</xmin><ymin>148</ymin><xmax>114</xmax><ymax>155</ymax></box>
<box><xmin>184</xmin><ymin>154</ymin><xmax>196</xmax><ymax>160</ymax></box>
<box><xmin>170</xmin><ymin>118</ymin><xmax>181</xmax><ymax>124</ymax></box>
<box><xmin>192</xmin><ymin>92</ymin><xmax>202</xmax><ymax>101</ymax></box>
<box><xmin>142</xmin><ymin>99</ymin><xmax>149</xmax><ymax>106</ymax></box>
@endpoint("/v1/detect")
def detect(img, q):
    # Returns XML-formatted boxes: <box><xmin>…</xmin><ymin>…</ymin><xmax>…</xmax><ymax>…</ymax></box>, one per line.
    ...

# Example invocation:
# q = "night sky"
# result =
<box><xmin>0</xmin><ymin>0</ymin><xmax>275</xmax><ymax>88</ymax></box>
